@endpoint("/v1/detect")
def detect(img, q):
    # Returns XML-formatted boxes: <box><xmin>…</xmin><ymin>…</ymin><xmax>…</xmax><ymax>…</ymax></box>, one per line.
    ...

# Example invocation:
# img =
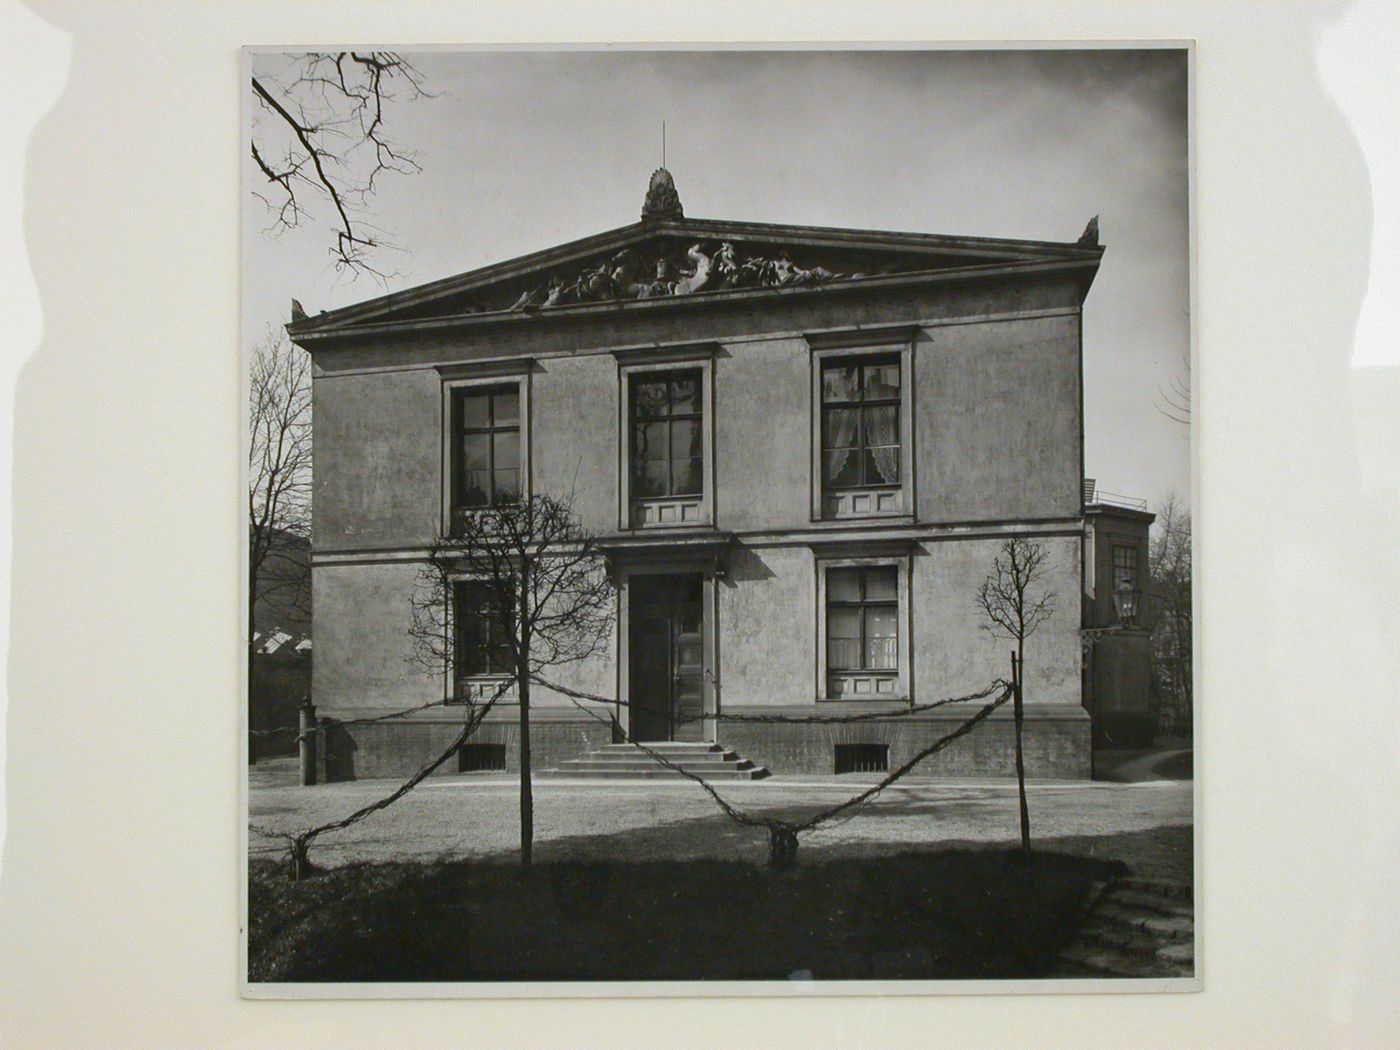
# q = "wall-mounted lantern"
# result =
<box><xmin>1113</xmin><ymin>581</ymin><xmax>1139</xmax><ymax>626</ymax></box>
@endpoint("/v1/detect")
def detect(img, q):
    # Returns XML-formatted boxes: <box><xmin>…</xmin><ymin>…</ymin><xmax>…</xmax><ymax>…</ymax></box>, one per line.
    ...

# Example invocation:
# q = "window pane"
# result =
<box><xmin>864</xmin><ymin>362</ymin><xmax>900</xmax><ymax>399</ymax></box>
<box><xmin>671</xmin><ymin>457</ymin><xmax>702</xmax><ymax>495</ymax></box>
<box><xmin>634</xmin><ymin>458</ymin><xmax>668</xmax><ymax>498</ymax></box>
<box><xmin>865</xmin><ymin>447</ymin><xmax>900</xmax><ymax>485</ymax></box>
<box><xmin>461</xmin><ymin>392</ymin><xmax>490</xmax><ymax>429</ymax></box>
<box><xmin>670</xmin><ymin>374</ymin><xmax>701</xmax><ymax>414</ymax></box>
<box><xmin>486</xmin><ymin>613</ymin><xmax>513</xmax><ymax>673</ymax></box>
<box><xmin>493</xmin><ymin>430</ymin><xmax>519</xmax><ymax>471</ymax></box>
<box><xmin>461</xmin><ymin>432</ymin><xmax>490</xmax><ymax>470</ymax></box>
<box><xmin>824</xmin><ymin>407</ymin><xmax>860</xmax><ymax>450</ymax></box>
<box><xmin>672</xmin><ymin>418</ymin><xmax>701</xmax><ymax>458</ymax></box>
<box><xmin>826</xmin><ymin>608</ymin><xmax>862</xmax><ymax>669</ymax></box>
<box><xmin>825</xmin><ymin>449</ymin><xmax>861</xmax><ymax>488</ymax></box>
<box><xmin>491</xmin><ymin>389</ymin><xmax>519</xmax><ymax>426</ymax></box>
<box><xmin>492</xmin><ymin>469</ymin><xmax>519</xmax><ymax>504</ymax></box>
<box><xmin>863</xmin><ymin>567</ymin><xmax>898</xmax><ymax>601</ymax></box>
<box><xmin>863</xmin><ymin>404</ymin><xmax>898</xmax><ymax>447</ymax></box>
<box><xmin>827</xmin><ymin>568</ymin><xmax>861</xmax><ymax>602</ymax></box>
<box><xmin>864</xmin><ymin>607</ymin><xmax>899</xmax><ymax>669</ymax></box>
<box><xmin>634</xmin><ymin>380</ymin><xmax>668</xmax><ymax>417</ymax></box>
<box><xmin>460</xmin><ymin>470</ymin><xmax>489</xmax><ymax>507</ymax></box>
<box><xmin>822</xmin><ymin>365</ymin><xmax>859</xmax><ymax>402</ymax></box>
<box><xmin>634</xmin><ymin>420</ymin><xmax>668</xmax><ymax>460</ymax></box>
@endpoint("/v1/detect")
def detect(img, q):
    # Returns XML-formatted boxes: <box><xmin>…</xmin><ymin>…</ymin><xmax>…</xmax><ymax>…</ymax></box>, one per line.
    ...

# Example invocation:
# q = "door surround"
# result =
<box><xmin>615</xmin><ymin>560</ymin><xmax>718</xmax><ymax>743</ymax></box>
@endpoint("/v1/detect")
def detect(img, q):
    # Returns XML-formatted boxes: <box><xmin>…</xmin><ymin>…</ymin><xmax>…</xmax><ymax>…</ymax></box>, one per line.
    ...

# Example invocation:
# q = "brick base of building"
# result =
<box><xmin>314</xmin><ymin>702</ymin><xmax>1090</xmax><ymax>782</ymax></box>
<box><xmin>718</xmin><ymin>703</ymin><xmax>1091</xmax><ymax>779</ymax></box>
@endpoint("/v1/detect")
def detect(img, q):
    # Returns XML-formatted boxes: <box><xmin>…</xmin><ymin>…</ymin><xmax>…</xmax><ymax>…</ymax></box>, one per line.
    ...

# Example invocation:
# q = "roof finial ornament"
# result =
<box><xmin>642</xmin><ymin>166</ymin><xmax>684</xmax><ymax>222</ymax></box>
<box><xmin>1078</xmin><ymin>215</ymin><xmax>1100</xmax><ymax>246</ymax></box>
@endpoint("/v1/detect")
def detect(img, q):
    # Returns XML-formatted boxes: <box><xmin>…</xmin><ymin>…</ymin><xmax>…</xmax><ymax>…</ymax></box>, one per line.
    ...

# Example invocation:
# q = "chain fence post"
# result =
<box><xmin>298</xmin><ymin>695</ymin><xmax>317</xmax><ymax>786</ymax></box>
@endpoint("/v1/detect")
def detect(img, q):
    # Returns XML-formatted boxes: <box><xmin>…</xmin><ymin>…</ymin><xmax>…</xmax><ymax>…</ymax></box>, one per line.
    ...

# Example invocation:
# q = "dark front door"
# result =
<box><xmin>628</xmin><ymin>573</ymin><xmax>705</xmax><ymax>742</ymax></box>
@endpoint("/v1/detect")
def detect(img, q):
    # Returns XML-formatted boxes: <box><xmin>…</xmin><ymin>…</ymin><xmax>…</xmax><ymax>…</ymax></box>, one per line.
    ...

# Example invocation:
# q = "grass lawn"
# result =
<box><xmin>248</xmin><ymin>848</ymin><xmax>1127</xmax><ymax>983</ymax></box>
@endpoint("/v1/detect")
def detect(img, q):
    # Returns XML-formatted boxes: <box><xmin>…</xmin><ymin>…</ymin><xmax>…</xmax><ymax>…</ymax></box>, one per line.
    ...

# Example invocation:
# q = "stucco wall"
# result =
<box><xmin>313</xmin><ymin>368</ymin><xmax>442</xmax><ymax>550</ymax></box>
<box><xmin>313</xmin><ymin>560</ymin><xmax>437</xmax><ymax>711</ymax></box>
<box><xmin>911</xmin><ymin>533</ymin><xmax>1082</xmax><ymax>706</ymax></box>
<box><xmin>314</xmin><ymin>558</ymin><xmax>618</xmax><ymax>715</ymax></box>
<box><xmin>530</xmin><ymin>353</ymin><xmax>617</xmax><ymax>535</ymax></box>
<box><xmin>717</xmin><ymin>544</ymin><xmax>816</xmax><ymax>707</ymax></box>
<box><xmin>916</xmin><ymin>315</ymin><xmax>1082</xmax><ymax>522</ymax></box>
<box><xmin>308</xmin><ymin>278</ymin><xmax>1086</xmax><ymax>555</ymax></box>
<box><xmin>713</xmin><ymin>340</ymin><xmax>811</xmax><ymax>533</ymax></box>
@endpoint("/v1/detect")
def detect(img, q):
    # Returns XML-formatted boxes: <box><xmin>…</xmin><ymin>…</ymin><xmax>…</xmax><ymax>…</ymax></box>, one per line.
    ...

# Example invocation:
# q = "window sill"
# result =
<box><xmin>451</xmin><ymin>676</ymin><xmax>515</xmax><ymax>703</ymax></box>
<box><xmin>821</xmin><ymin>487</ymin><xmax>905</xmax><ymax>520</ymax></box>
<box><xmin>629</xmin><ymin>496</ymin><xmax>707</xmax><ymax>529</ymax></box>
<box><xmin>826</xmin><ymin>672</ymin><xmax>903</xmax><ymax>700</ymax></box>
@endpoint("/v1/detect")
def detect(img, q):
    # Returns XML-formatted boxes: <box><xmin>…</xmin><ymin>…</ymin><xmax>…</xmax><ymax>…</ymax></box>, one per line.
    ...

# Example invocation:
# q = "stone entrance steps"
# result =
<box><xmin>541</xmin><ymin>742</ymin><xmax>771</xmax><ymax>781</ymax></box>
<box><xmin>1052</xmin><ymin>877</ymin><xmax>1195</xmax><ymax>979</ymax></box>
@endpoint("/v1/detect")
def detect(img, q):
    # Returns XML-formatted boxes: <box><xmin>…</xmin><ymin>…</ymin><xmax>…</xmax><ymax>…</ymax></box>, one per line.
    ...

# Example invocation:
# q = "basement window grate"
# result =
<box><xmin>834</xmin><ymin>743</ymin><xmax>889</xmax><ymax>774</ymax></box>
<box><xmin>458</xmin><ymin>743</ymin><xmax>507</xmax><ymax>773</ymax></box>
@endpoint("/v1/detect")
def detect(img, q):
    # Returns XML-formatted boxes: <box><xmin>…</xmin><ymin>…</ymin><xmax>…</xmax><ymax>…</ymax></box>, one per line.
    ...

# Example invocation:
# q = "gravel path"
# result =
<box><xmin>249</xmin><ymin>765</ymin><xmax>1192</xmax><ymax>879</ymax></box>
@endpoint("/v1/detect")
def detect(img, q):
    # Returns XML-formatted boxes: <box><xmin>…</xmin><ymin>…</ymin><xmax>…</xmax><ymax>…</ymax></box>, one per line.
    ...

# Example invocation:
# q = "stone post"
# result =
<box><xmin>298</xmin><ymin>697</ymin><xmax>317</xmax><ymax>786</ymax></box>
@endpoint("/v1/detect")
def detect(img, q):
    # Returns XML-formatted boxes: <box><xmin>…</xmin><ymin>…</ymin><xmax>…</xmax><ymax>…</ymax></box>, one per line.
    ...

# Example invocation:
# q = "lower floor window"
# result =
<box><xmin>454</xmin><ymin>580</ymin><xmax>513</xmax><ymax>693</ymax></box>
<box><xmin>826</xmin><ymin>566</ymin><xmax>898</xmax><ymax>671</ymax></box>
<box><xmin>823</xmin><ymin>561</ymin><xmax>904</xmax><ymax>699</ymax></box>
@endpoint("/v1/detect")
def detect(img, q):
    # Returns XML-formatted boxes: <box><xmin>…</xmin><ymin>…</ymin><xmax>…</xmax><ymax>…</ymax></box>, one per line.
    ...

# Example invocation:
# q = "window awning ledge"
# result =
<box><xmin>596</xmin><ymin>530</ymin><xmax>735</xmax><ymax>578</ymax></box>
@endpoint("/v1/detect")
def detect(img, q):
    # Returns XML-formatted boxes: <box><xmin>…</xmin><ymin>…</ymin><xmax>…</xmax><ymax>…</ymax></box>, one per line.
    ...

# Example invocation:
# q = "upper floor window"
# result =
<box><xmin>631</xmin><ymin>370</ymin><xmax>703</xmax><ymax>499</ymax></box>
<box><xmin>822</xmin><ymin>357</ymin><xmax>901</xmax><ymax>492</ymax></box>
<box><xmin>1112</xmin><ymin>543</ymin><xmax>1140</xmax><ymax>625</ymax></box>
<box><xmin>616</xmin><ymin>350</ymin><xmax>714</xmax><ymax>530</ymax></box>
<box><xmin>1112</xmin><ymin>543</ymin><xmax>1139</xmax><ymax>592</ymax></box>
<box><xmin>453</xmin><ymin>385</ymin><xmax>520</xmax><ymax>510</ymax></box>
<box><xmin>807</xmin><ymin>331</ymin><xmax>915</xmax><ymax>521</ymax></box>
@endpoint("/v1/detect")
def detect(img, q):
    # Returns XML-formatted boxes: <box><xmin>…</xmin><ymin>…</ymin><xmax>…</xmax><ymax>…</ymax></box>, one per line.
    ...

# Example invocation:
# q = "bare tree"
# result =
<box><xmin>250</xmin><ymin>51</ymin><xmax>431</xmax><ymax>279</ymax></box>
<box><xmin>249</xmin><ymin>329</ymin><xmax>312</xmax><ymax>704</ymax></box>
<box><xmin>1149</xmin><ymin>495</ymin><xmax>1192</xmax><ymax>737</ymax></box>
<box><xmin>977</xmin><ymin>537</ymin><xmax>1057</xmax><ymax>855</ymax></box>
<box><xmin>1156</xmin><ymin>338</ymin><xmax>1191</xmax><ymax>425</ymax></box>
<box><xmin>408</xmin><ymin>495</ymin><xmax>615</xmax><ymax>873</ymax></box>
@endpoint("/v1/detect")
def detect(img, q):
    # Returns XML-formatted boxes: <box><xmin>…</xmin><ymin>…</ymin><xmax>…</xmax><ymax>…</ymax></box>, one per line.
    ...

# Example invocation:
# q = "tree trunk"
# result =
<box><xmin>517</xmin><ymin>561</ymin><xmax>533</xmax><ymax>874</ymax></box>
<box><xmin>1013</xmin><ymin>645</ymin><xmax>1031</xmax><ymax>856</ymax></box>
<box><xmin>248</xmin><ymin>558</ymin><xmax>259</xmax><ymax>764</ymax></box>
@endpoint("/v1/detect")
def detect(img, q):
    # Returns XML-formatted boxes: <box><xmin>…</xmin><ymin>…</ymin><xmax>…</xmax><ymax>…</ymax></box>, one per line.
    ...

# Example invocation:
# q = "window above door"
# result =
<box><xmin>615</xmin><ymin>344</ymin><xmax>716</xmax><ymax>531</ymax></box>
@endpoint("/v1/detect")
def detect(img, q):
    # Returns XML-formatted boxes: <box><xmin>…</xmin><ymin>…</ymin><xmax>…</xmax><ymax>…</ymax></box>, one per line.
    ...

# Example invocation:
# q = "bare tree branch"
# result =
<box><xmin>976</xmin><ymin>536</ymin><xmax>1057</xmax><ymax>856</ymax></box>
<box><xmin>250</xmin><ymin>51</ymin><xmax>431</xmax><ymax>280</ymax></box>
<box><xmin>407</xmin><ymin>493</ymin><xmax>616</xmax><ymax>872</ymax></box>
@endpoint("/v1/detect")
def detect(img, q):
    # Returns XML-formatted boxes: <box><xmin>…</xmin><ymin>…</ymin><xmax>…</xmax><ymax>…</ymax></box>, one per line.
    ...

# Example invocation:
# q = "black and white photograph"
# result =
<box><xmin>242</xmin><ymin>46</ymin><xmax>1194</xmax><ymax>990</ymax></box>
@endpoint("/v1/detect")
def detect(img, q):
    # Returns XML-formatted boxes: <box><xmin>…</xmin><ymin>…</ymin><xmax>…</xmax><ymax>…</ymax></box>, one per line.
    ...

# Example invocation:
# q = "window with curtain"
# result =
<box><xmin>453</xmin><ymin>579</ymin><xmax>513</xmax><ymax>687</ymax></box>
<box><xmin>631</xmin><ymin>370</ymin><xmax>703</xmax><ymax>499</ymax></box>
<box><xmin>821</xmin><ymin>357</ymin><xmax>901</xmax><ymax>491</ymax></box>
<box><xmin>454</xmin><ymin>385</ymin><xmax>520</xmax><ymax>511</ymax></box>
<box><xmin>826</xmin><ymin>566</ymin><xmax>899</xmax><ymax>672</ymax></box>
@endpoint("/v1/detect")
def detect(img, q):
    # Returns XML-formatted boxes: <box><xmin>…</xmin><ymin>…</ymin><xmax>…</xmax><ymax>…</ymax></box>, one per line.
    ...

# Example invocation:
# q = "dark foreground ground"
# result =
<box><xmin>247</xmin><ymin>762</ymin><xmax>1191</xmax><ymax>984</ymax></box>
<box><xmin>248</xmin><ymin>847</ymin><xmax>1129</xmax><ymax>983</ymax></box>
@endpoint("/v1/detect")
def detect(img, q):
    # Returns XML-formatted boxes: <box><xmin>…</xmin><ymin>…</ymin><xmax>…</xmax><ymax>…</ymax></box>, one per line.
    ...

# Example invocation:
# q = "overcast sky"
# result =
<box><xmin>244</xmin><ymin>47</ymin><xmax>1189</xmax><ymax>508</ymax></box>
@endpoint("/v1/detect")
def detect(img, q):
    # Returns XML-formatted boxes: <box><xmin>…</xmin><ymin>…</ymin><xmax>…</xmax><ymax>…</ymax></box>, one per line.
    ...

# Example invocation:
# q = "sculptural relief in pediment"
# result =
<box><xmin>505</xmin><ymin>239</ymin><xmax>909</xmax><ymax>312</ymax></box>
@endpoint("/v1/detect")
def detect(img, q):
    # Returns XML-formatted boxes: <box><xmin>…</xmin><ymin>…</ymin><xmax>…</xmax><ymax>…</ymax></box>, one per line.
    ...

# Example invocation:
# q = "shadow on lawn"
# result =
<box><xmin>248</xmin><ymin>845</ymin><xmax>1132</xmax><ymax>984</ymax></box>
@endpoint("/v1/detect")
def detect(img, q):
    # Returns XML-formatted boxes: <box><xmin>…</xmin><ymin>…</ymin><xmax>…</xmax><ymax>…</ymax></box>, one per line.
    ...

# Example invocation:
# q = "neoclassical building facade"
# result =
<box><xmin>287</xmin><ymin>171</ymin><xmax>1104</xmax><ymax>780</ymax></box>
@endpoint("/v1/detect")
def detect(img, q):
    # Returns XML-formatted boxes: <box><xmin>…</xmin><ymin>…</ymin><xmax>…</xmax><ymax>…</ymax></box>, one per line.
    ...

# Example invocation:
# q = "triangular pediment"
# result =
<box><xmin>288</xmin><ymin>216</ymin><xmax>1103</xmax><ymax>337</ymax></box>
